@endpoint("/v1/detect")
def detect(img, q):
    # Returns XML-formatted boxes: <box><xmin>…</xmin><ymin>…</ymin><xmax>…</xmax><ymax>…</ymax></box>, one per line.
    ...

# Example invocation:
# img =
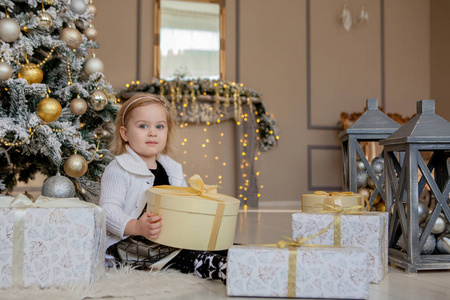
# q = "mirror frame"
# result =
<box><xmin>153</xmin><ymin>0</ymin><xmax>226</xmax><ymax>80</ymax></box>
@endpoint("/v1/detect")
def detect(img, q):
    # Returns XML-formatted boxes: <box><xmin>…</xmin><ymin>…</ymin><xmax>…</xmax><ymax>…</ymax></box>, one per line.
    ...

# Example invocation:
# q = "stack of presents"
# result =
<box><xmin>2</xmin><ymin>99</ymin><xmax>450</xmax><ymax>300</ymax></box>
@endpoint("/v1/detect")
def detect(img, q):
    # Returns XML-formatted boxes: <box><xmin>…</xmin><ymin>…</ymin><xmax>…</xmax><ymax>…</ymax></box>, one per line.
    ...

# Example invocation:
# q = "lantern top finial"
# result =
<box><xmin>338</xmin><ymin>98</ymin><xmax>400</xmax><ymax>138</ymax></box>
<box><xmin>380</xmin><ymin>99</ymin><xmax>450</xmax><ymax>145</ymax></box>
<box><xmin>417</xmin><ymin>99</ymin><xmax>435</xmax><ymax>114</ymax></box>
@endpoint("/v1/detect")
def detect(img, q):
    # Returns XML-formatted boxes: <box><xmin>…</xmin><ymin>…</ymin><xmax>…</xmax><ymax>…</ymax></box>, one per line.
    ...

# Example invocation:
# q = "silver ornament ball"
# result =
<box><xmin>357</xmin><ymin>170</ymin><xmax>368</xmax><ymax>188</ymax></box>
<box><xmin>356</xmin><ymin>160</ymin><xmax>366</xmax><ymax>171</ymax></box>
<box><xmin>436</xmin><ymin>233</ymin><xmax>450</xmax><ymax>254</ymax></box>
<box><xmin>84</xmin><ymin>56</ymin><xmax>104</xmax><ymax>76</ymax></box>
<box><xmin>371</xmin><ymin>156</ymin><xmax>384</xmax><ymax>174</ymax></box>
<box><xmin>431</xmin><ymin>214</ymin><xmax>447</xmax><ymax>234</ymax></box>
<box><xmin>0</xmin><ymin>18</ymin><xmax>21</xmax><ymax>43</ymax></box>
<box><xmin>70</xmin><ymin>0</ymin><xmax>87</xmax><ymax>14</ymax></box>
<box><xmin>418</xmin><ymin>201</ymin><xmax>429</xmax><ymax>223</ymax></box>
<box><xmin>399</xmin><ymin>227</ymin><xmax>436</xmax><ymax>254</ymax></box>
<box><xmin>0</xmin><ymin>61</ymin><xmax>13</xmax><ymax>81</ymax></box>
<box><xmin>42</xmin><ymin>174</ymin><xmax>76</xmax><ymax>198</ymax></box>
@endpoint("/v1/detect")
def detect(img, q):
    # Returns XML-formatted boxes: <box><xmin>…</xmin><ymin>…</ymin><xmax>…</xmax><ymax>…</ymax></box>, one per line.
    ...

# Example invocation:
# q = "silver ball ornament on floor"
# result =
<box><xmin>42</xmin><ymin>174</ymin><xmax>76</xmax><ymax>198</ymax></box>
<box><xmin>420</xmin><ymin>226</ymin><xmax>436</xmax><ymax>255</ymax></box>
<box><xmin>436</xmin><ymin>233</ymin><xmax>450</xmax><ymax>254</ymax></box>
<box><xmin>70</xmin><ymin>0</ymin><xmax>87</xmax><ymax>14</ymax></box>
<box><xmin>84</xmin><ymin>56</ymin><xmax>104</xmax><ymax>76</ymax></box>
<box><xmin>357</xmin><ymin>169</ymin><xmax>368</xmax><ymax>188</ymax></box>
<box><xmin>371</xmin><ymin>156</ymin><xmax>384</xmax><ymax>174</ymax></box>
<box><xmin>431</xmin><ymin>214</ymin><xmax>447</xmax><ymax>234</ymax></box>
<box><xmin>0</xmin><ymin>18</ymin><xmax>21</xmax><ymax>42</ymax></box>
<box><xmin>0</xmin><ymin>61</ymin><xmax>13</xmax><ymax>81</ymax></box>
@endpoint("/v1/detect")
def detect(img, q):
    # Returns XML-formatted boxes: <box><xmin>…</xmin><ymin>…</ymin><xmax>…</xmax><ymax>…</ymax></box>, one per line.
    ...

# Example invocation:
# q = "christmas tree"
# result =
<box><xmin>0</xmin><ymin>0</ymin><xmax>117</xmax><ymax>202</ymax></box>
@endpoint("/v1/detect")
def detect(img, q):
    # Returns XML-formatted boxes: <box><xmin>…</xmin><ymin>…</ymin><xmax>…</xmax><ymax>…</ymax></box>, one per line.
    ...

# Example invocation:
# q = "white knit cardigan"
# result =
<box><xmin>99</xmin><ymin>145</ymin><xmax>187</xmax><ymax>249</ymax></box>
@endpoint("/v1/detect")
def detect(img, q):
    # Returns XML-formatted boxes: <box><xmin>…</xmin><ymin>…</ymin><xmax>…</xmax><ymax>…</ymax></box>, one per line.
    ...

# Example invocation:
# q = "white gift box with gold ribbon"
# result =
<box><xmin>0</xmin><ymin>194</ymin><xmax>105</xmax><ymax>289</ymax></box>
<box><xmin>227</xmin><ymin>244</ymin><xmax>369</xmax><ymax>299</ymax></box>
<box><xmin>292</xmin><ymin>210</ymin><xmax>388</xmax><ymax>284</ymax></box>
<box><xmin>146</xmin><ymin>175</ymin><xmax>240</xmax><ymax>251</ymax></box>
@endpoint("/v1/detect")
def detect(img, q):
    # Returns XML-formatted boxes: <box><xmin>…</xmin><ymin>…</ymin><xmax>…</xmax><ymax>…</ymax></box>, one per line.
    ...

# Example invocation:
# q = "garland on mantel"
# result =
<box><xmin>116</xmin><ymin>79</ymin><xmax>279</xmax><ymax>152</ymax></box>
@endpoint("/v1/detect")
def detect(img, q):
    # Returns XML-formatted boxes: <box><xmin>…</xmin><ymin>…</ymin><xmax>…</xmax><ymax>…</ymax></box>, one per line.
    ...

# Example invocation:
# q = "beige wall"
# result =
<box><xmin>17</xmin><ymin>0</ymin><xmax>449</xmax><ymax>206</ymax></box>
<box><xmin>92</xmin><ymin>0</ymin><xmax>438</xmax><ymax>206</ymax></box>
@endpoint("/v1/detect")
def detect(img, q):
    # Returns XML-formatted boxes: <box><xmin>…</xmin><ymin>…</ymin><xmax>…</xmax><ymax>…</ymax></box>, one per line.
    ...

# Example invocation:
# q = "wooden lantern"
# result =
<box><xmin>380</xmin><ymin>100</ymin><xmax>450</xmax><ymax>273</ymax></box>
<box><xmin>339</xmin><ymin>98</ymin><xmax>400</xmax><ymax>208</ymax></box>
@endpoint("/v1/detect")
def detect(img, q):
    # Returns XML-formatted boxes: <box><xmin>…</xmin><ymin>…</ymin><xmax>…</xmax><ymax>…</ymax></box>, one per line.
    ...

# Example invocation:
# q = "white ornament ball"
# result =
<box><xmin>436</xmin><ymin>233</ymin><xmax>450</xmax><ymax>254</ymax></box>
<box><xmin>356</xmin><ymin>160</ymin><xmax>365</xmax><ymax>171</ymax></box>
<box><xmin>70</xmin><ymin>0</ymin><xmax>87</xmax><ymax>14</ymax></box>
<box><xmin>356</xmin><ymin>170</ymin><xmax>368</xmax><ymax>188</ymax></box>
<box><xmin>42</xmin><ymin>174</ymin><xmax>76</xmax><ymax>198</ymax></box>
<box><xmin>0</xmin><ymin>18</ymin><xmax>21</xmax><ymax>43</ymax></box>
<box><xmin>0</xmin><ymin>61</ymin><xmax>13</xmax><ymax>80</ymax></box>
<box><xmin>431</xmin><ymin>214</ymin><xmax>447</xmax><ymax>234</ymax></box>
<box><xmin>371</xmin><ymin>156</ymin><xmax>384</xmax><ymax>174</ymax></box>
<box><xmin>84</xmin><ymin>56</ymin><xmax>104</xmax><ymax>76</ymax></box>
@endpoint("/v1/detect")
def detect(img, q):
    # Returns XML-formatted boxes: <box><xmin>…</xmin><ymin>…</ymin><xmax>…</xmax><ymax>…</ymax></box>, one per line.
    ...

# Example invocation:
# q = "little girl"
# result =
<box><xmin>99</xmin><ymin>93</ymin><xmax>227</xmax><ymax>284</ymax></box>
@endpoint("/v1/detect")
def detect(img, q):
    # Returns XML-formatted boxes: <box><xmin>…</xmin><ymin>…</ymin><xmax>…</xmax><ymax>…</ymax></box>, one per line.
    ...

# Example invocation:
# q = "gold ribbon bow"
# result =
<box><xmin>152</xmin><ymin>174</ymin><xmax>230</xmax><ymax>251</ymax></box>
<box><xmin>0</xmin><ymin>194</ymin><xmax>105</xmax><ymax>288</ymax></box>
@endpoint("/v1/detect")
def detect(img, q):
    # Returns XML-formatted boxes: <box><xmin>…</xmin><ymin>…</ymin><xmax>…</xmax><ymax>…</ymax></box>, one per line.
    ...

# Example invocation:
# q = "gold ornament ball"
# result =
<box><xmin>60</xmin><ymin>27</ymin><xmax>82</xmax><ymax>50</ymax></box>
<box><xmin>86</xmin><ymin>3</ymin><xmax>98</xmax><ymax>16</ymax></box>
<box><xmin>89</xmin><ymin>89</ymin><xmax>108</xmax><ymax>111</ymax></box>
<box><xmin>83</xmin><ymin>24</ymin><xmax>98</xmax><ymax>41</ymax></box>
<box><xmin>0</xmin><ymin>61</ymin><xmax>13</xmax><ymax>81</ymax></box>
<box><xmin>0</xmin><ymin>18</ymin><xmax>21</xmax><ymax>43</ymax></box>
<box><xmin>18</xmin><ymin>63</ymin><xmax>44</xmax><ymax>84</ymax></box>
<box><xmin>38</xmin><ymin>12</ymin><xmax>53</xmax><ymax>30</ymax></box>
<box><xmin>69</xmin><ymin>97</ymin><xmax>88</xmax><ymax>115</ymax></box>
<box><xmin>64</xmin><ymin>154</ymin><xmax>88</xmax><ymax>178</ymax></box>
<box><xmin>37</xmin><ymin>97</ymin><xmax>62</xmax><ymax>122</ymax></box>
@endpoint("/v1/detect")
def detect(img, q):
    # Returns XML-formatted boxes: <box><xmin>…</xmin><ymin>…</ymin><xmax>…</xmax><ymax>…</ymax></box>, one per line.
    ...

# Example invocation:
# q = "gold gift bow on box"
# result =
<box><xmin>302</xmin><ymin>191</ymin><xmax>370</xmax><ymax>211</ymax></box>
<box><xmin>0</xmin><ymin>194</ymin><xmax>105</xmax><ymax>288</ymax></box>
<box><xmin>261</xmin><ymin>219</ymin><xmax>344</xmax><ymax>298</ymax></box>
<box><xmin>152</xmin><ymin>174</ymin><xmax>232</xmax><ymax>251</ymax></box>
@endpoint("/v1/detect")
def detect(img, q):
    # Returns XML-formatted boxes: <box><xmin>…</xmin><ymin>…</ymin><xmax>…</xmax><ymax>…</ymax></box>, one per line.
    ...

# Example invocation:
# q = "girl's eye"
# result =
<box><xmin>156</xmin><ymin>124</ymin><xmax>165</xmax><ymax>129</ymax></box>
<box><xmin>139</xmin><ymin>124</ymin><xmax>148</xmax><ymax>129</ymax></box>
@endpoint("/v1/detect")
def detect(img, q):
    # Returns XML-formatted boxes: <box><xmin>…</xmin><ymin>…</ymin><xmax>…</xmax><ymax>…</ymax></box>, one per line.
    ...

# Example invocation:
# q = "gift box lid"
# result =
<box><xmin>147</xmin><ymin>186</ymin><xmax>240</xmax><ymax>216</ymax></box>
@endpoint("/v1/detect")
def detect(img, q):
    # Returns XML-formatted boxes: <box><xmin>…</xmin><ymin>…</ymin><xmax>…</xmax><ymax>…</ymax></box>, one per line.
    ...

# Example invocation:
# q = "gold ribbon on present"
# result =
<box><xmin>307</xmin><ymin>203</ymin><xmax>387</xmax><ymax>278</ymax></box>
<box><xmin>302</xmin><ymin>191</ymin><xmax>368</xmax><ymax>212</ymax></box>
<box><xmin>0</xmin><ymin>194</ymin><xmax>105</xmax><ymax>288</ymax></box>
<box><xmin>152</xmin><ymin>174</ymin><xmax>230</xmax><ymax>251</ymax></box>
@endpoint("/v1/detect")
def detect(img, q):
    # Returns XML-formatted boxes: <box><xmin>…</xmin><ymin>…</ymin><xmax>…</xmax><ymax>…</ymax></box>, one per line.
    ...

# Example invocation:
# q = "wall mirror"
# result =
<box><xmin>153</xmin><ymin>0</ymin><xmax>226</xmax><ymax>80</ymax></box>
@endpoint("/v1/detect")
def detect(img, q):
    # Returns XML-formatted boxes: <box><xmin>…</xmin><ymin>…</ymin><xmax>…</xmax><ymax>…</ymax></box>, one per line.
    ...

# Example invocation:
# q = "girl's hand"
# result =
<box><xmin>136</xmin><ymin>211</ymin><xmax>162</xmax><ymax>239</ymax></box>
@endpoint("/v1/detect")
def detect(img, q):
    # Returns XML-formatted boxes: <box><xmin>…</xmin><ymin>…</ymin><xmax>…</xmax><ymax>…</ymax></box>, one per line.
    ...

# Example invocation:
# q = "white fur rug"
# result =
<box><xmin>2</xmin><ymin>267</ymin><xmax>206</xmax><ymax>300</ymax></box>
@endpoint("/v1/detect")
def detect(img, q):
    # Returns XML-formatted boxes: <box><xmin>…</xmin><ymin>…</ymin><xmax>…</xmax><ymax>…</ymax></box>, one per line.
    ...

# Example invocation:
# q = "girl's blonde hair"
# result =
<box><xmin>110</xmin><ymin>93</ymin><xmax>176</xmax><ymax>156</ymax></box>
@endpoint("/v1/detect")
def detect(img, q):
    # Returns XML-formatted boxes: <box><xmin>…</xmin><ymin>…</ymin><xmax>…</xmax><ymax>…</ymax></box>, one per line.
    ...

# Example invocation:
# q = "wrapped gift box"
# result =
<box><xmin>227</xmin><ymin>245</ymin><xmax>369</xmax><ymax>299</ymax></box>
<box><xmin>292</xmin><ymin>212</ymin><xmax>388</xmax><ymax>283</ymax></box>
<box><xmin>0</xmin><ymin>194</ymin><xmax>105</xmax><ymax>289</ymax></box>
<box><xmin>301</xmin><ymin>191</ymin><xmax>364</xmax><ymax>212</ymax></box>
<box><xmin>146</xmin><ymin>175</ymin><xmax>240</xmax><ymax>251</ymax></box>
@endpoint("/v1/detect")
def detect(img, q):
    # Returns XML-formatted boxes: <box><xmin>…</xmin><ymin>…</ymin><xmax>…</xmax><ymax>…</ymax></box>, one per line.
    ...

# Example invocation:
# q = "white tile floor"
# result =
<box><xmin>188</xmin><ymin>209</ymin><xmax>450</xmax><ymax>300</ymax></box>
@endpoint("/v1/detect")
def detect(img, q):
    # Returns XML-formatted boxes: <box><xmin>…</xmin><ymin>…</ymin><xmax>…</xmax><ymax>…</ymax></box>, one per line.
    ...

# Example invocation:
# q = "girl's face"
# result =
<box><xmin>120</xmin><ymin>103</ymin><xmax>168</xmax><ymax>168</ymax></box>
